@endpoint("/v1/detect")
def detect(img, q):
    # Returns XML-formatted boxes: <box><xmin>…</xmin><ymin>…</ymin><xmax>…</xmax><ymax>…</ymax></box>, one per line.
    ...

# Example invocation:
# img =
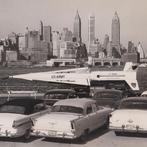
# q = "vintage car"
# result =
<box><xmin>141</xmin><ymin>91</ymin><xmax>147</xmax><ymax>97</ymax></box>
<box><xmin>109</xmin><ymin>97</ymin><xmax>147</xmax><ymax>135</ymax></box>
<box><xmin>44</xmin><ymin>89</ymin><xmax>78</xmax><ymax>106</ymax></box>
<box><xmin>92</xmin><ymin>89</ymin><xmax>124</xmax><ymax>108</ymax></box>
<box><xmin>0</xmin><ymin>98</ymin><xmax>49</xmax><ymax>139</ymax></box>
<box><xmin>31</xmin><ymin>98</ymin><xmax>112</xmax><ymax>140</ymax></box>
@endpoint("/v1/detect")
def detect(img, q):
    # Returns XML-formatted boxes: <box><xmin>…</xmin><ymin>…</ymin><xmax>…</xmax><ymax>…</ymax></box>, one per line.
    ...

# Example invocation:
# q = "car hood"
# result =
<box><xmin>33</xmin><ymin>112</ymin><xmax>82</xmax><ymax>131</ymax></box>
<box><xmin>0</xmin><ymin>113</ymin><xmax>24</xmax><ymax>127</ymax></box>
<box><xmin>110</xmin><ymin>109</ymin><xmax>147</xmax><ymax>127</ymax></box>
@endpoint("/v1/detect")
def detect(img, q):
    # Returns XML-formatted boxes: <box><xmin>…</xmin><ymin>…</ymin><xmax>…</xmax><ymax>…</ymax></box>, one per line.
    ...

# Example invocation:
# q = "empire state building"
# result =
<box><xmin>111</xmin><ymin>12</ymin><xmax>120</xmax><ymax>54</ymax></box>
<box><xmin>73</xmin><ymin>10</ymin><xmax>82</xmax><ymax>43</ymax></box>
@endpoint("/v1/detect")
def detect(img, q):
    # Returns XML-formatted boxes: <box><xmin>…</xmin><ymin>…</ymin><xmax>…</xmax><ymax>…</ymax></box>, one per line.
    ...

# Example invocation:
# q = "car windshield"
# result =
<box><xmin>119</xmin><ymin>101</ymin><xmax>147</xmax><ymax>110</ymax></box>
<box><xmin>94</xmin><ymin>92</ymin><xmax>121</xmax><ymax>99</ymax></box>
<box><xmin>52</xmin><ymin>105</ymin><xmax>83</xmax><ymax>114</ymax></box>
<box><xmin>45</xmin><ymin>93</ymin><xmax>77</xmax><ymax>99</ymax></box>
<box><xmin>0</xmin><ymin>105</ymin><xmax>25</xmax><ymax>114</ymax></box>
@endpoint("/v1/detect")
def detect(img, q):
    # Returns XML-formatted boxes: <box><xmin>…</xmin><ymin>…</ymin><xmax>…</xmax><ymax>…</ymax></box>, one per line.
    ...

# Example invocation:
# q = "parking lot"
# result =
<box><xmin>1</xmin><ymin>129</ymin><xmax>147</xmax><ymax>147</ymax></box>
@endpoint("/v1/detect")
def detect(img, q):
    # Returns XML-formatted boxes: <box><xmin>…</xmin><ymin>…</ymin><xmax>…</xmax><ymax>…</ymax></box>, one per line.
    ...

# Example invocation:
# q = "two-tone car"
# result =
<box><xmin>31</xmin><ymin>98</ymin><xmax>112</xmax><ymax>140</ymax></box>
<box><xmin>0</xmin><ymin>98</ymin><xmax>49</xmax><ymax>140</ymax></box>
<box><xmin>109</xmin><ymin>97</ymin><xmax>147</xmax><ymax>135</ymax></box>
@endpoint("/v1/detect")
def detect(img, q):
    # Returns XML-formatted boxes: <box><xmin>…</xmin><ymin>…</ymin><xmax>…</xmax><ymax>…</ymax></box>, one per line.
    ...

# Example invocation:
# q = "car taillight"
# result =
<box><xmin>12</xmin><ymin>121</ymin><xmax>16</xmax><ymax>128</ymax></box>
<box><xmin>71</xmin><ymin>121</ymin><xmax>75</xmax><ymax>129</ymax></box>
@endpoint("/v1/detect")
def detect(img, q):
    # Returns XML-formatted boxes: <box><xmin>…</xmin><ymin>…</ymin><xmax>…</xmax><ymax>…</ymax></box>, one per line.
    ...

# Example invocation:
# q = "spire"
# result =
<box><xmin>75</xmin><ymin>10</ymin><xmax>80</xmax><ymax>19</ymax></box>
<box><xmin>113</xmin><ymin>11</ymin><xmax>119</xmax><ymax>21</ymax></box>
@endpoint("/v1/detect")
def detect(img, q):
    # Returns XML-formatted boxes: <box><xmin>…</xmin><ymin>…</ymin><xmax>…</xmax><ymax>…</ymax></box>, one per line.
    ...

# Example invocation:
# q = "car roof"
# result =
<box><xmin>141</xmin><ymin>91</ymin><xmax>147</xmax><ymax>95</ymax></box>
<box><xmin>45</xmin><ymin>89</ymin><xmax>76</xmax><ymax>95</ymax></box>
<box><xmin>121</xmin><ymin>97</ymin><xmax>147</xmax><ymax>103</ymax></box>
<box><xmin>54</xmin><ymin>98</ymin><xmax>96</xmax><ymax>108</ymax></box>
<box><xmin>2</xmin><ymin>98</ymin><xmax>44</xmax><ymax>107</ymax></box>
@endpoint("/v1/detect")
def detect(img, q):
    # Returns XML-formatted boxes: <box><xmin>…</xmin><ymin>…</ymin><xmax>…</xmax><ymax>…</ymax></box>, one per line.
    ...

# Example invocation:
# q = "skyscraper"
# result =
<box><xmin>111</xmin><ymin>12</ymin><xmax>120</xmax><ymax>54</ymax></box>
<box><xmin>88</xmin><ymin>13</ymin><xmax>95</xmax><ymax>44</ymax></box>
<box><xmin>43</xmin><ymin>25</ymin><xmax>52</xmax><ymax>43</ymax></box>
<box><xmin>137</xmin><ymin>42</ymin><xmax>145</xmax><ymax>59</ymax></box>
<box><xmin>40</xmin><ymin>21</ymin><xmax>43</xmax><ymax>41</ymax></box>
<box><xmin>103</xmin><ymin>34</ymin><xmax>109</xmax><ymax>50</ymax></box>
<box><xmin>43</xmin><ymin>25</ymin><xmax>53</xmax><ymax>56</ymax></box>
<box><xmin>73</xmin><ymin>10</ymin><xmax>81</xmax><ymax>43</ymax></box>
<box><xmin>61</xmin><ymin>28</ymin><xmax>73</xmax><ymax>42</ymax></box>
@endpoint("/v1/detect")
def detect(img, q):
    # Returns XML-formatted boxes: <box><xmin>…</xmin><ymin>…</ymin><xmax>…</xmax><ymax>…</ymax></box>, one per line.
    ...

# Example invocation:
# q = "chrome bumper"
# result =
<box><xmin>31</xmin><ymin>129</ymin><xmax>76</xmax><ymax>139</ymax></box>
<box><xmin>0</xmin><ymin>131</ymin><xmax>18</xmax><ymax>138</ymax></box>
<box><xmin>109</xmin><ymin>125</ymin><xmax>147</xmax><ymax>133</ymax></box>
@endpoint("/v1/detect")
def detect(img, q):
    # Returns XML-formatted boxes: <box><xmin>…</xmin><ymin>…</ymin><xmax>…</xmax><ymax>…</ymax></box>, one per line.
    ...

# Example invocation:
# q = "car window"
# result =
<box><xmin>0</xmin><ymin>105</ymin><xmax>25</xmax><ymax>114</ymax></box>
<box><xmin>120</xmin><ymin>101</ymin><xmax>147</xmax><ymax>110</ymax></box>
<box><xmin>33</xmin><ymin>103</ymin><xmax>46</xmax><ymax>113</ymax></box>
<box><xmin>86</xmin><ymin>105</ymin><xmax>93</xmax><ymax>114</ymax></box>
<box><xmin>52</xmin><ymin>105</ymin><xmax>83</xmax><ymax>114</ymax></box>
<box><xmin>68</xmin><ymin>93</ymin><xmax>77</xmax><ymax>98</ymax></box>
<box><xmin>45</xmin><ymin>94</ymin><xmax>67</xmax><ymax>99</ymax></box>
<box><xmin>94</xmin><ymin>92</ymin><xmax>121</xmax><ymax>99</ymax></box>
<box><xmin>141</xmin><ymin>94</ymin><xmax>147</xmax><ymax>97</ymax></box>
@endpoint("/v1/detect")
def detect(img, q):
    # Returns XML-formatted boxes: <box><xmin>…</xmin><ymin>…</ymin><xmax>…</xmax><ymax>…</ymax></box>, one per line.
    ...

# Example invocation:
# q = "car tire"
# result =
<box><xmin>24</xmin><ymin>129</ymin><xmax>31</xmax><ymax>140</ymax></box>
<box><xmin>80</xmin><ymin>129</ymin><xmax>89</xmax><ymax>142</ymax></box>
<box><xmin>115</xmin><ymin>131</ymin><xmax>122</xmax><ymax>136</ymax></box>
<box><xmin>103</xmin><ymin>117</ymin><xmax>109</xmax><ymax>129</ymax></box>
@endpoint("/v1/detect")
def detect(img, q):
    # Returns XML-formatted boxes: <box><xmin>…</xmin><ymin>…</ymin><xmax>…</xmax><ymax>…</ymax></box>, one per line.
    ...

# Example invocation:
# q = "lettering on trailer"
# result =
<box><xmin>51</xmin><ymin>75</ymin><xmax>65</xmax><ymax>79</ymax></box>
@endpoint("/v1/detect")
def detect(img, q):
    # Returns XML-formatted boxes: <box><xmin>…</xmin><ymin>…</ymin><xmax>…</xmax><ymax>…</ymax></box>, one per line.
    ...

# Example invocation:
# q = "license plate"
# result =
<box><xmin>48</xmin><ymin>130</ymin><xmax>56</xmax><ymax>136</ymax></box>
<box><xmin>126</xmin><ymin>124</ymin><xmax>135</xmax><ymax>129</ymax></box>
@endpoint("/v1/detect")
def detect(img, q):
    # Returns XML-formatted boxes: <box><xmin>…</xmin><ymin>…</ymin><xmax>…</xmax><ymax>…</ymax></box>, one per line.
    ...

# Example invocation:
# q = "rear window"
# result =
<box><xmin>120</xmin><ymin>101</ymin><xmax>147</xmax><ymax>110</ymax></box>
<box><xmin>94</xmin><ymin>91</ymin><xmax>121</xmax><ymax>99</ymax></box>
<box><xmin>45</xmin><ymin>93</ymin><xmax>77</xmax><ymax>99</ymax></box>
<box><xmin>52</xmin><ymin>105</ymin><xmax>83</xmax><ymax>114</ymax></box>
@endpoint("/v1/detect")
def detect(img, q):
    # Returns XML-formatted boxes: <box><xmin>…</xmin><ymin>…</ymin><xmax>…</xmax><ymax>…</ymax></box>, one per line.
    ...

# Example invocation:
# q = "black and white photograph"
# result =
<box><xmin>0</xmin><ymin>0</ymin><xmax>147</xmax><ymax>146</ymax></box>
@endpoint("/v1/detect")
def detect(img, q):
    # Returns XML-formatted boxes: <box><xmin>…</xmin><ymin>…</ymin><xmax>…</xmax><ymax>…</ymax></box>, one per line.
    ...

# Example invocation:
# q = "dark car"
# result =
<box><xmin>44</xmin><ymin>89</ymin><xmax>78</xmax><ymax>106</ymax></box>
<box><xmin>0</xmin><ymin>98</ymin><xmax>48</xmax><ymax>115</ymax></box>
<box><xmin>92</xmin><ymin>89</ymin><xmax>124</xmax><ymax>108</ymax></box>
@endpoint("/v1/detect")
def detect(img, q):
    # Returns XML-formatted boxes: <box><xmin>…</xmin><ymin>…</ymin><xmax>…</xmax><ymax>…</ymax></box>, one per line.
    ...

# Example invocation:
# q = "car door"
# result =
<box><xmin>96</xmin><ymin>106</ymin><xmax>109</xmax><ymax>126</ymax></box>
<box><xmin>86</xmin><ymin>104</ymin><xmax>98</xmax><ymax>131</ymax></box>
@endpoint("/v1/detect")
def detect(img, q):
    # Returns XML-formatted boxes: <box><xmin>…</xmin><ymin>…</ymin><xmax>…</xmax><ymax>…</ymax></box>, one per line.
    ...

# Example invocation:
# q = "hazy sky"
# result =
<box><xmin>0</xmin><ymin>0</ymin><xmax>147</xmax><ymax>54</ymax></box>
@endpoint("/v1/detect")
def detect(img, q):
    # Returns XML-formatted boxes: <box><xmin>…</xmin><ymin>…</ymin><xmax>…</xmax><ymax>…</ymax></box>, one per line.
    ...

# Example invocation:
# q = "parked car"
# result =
<box><xmin>44</xmin><ymin>89</ymin><xmax>78</xmax><ymax>106</ymax></box>
<box><xmin>0</xmin><ymin>98</ymin><xmax>49</xmax><ymax>140</ymax></box>
<box><xmin>109</xmin><ymin>97</ymin><xmax>147</xmax><ymax>135</ymax></box>
<box><xmin>141</xmin><ymin>91</ymin><xmax>147</xmax><ymax>97</ymax></box>
<box><xmin>31</xmin><ymin>98</ymin><xmax>112</xmax><ymax>140</ymax></box>
<box><xmin>92</xmin><ymin>89</ymin><xmax>124</xmax><ymax>108</ymax></box>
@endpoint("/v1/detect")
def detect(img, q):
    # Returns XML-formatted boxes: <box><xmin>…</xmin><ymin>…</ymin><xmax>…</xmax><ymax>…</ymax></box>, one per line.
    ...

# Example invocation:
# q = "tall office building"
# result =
<box><xmin>103</xmin><ymin>34</ymin><xmax>109</xmax><ymax>50</ymax></box>
<box><xmin>43</xmin><ymin>25</ymin><xmax>53</xmax><ymax>56</ymax></box>
<box><xmin>111</xmin><ymin>12</ymin><xmax>120</xmax><ymax>54</ymax></box>
<box><xmin>137</xmin><ymin>42</ymin><xmax>145</xmax><ymax>59</ymax></box>
<box><xmin>73</xmin><ymin>10</ymin><xmax>82</xmax><ymax>43</ymax></box>
<box><xmin>61</xmin><ymin>28</ymin><xmax>73</xmax><ymax>42</ymax></box>
<box><xmin>88</xmin><ymin>13</ymin><xmax>95</xmax><ymax>44</ymax></box>
<box><xmin>52</xmin><ymin>31</ymin><xmax>61</xmax><ymax>58</ymax></box>
<box><xmin>40</xmin><ymin>21</ymin><xmax>43</xmax><ymax>41</ymax></box>
<box><xmin>43</xmin><ymin>25</ymin><xmax>52</xmax><ymax>43</ymax></box>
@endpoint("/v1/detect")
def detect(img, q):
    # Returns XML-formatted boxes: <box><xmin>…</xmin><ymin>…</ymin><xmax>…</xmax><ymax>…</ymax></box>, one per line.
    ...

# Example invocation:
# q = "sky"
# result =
<box><xmin>0</xmin><ymin>0</ymin><xmax>147</xmax><ymax>55</ymax></box>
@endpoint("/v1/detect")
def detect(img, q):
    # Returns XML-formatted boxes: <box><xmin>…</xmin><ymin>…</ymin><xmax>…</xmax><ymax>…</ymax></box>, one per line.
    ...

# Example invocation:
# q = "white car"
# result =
<box><xmin>109</xmin><ymin>97</ymin><xmax>147</xmax><ymax>135</ymax></box>
<box><xmin>31</xmin><ymin>98</ymin><xmax>112</xmax><ymax>140</ymax></box>
<box><xmin>141</xmin><ymin>91</ymin><xmax>147</xmax><ymax>97</ymax></box>
<box><xmin>0</xmin><ymin>98</ymin><xmax>49</xmax><ymax>140</ymax></box>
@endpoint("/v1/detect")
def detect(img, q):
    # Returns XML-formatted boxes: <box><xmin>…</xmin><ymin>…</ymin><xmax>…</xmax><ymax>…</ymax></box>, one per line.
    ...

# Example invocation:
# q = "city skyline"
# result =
<box><xmin>0</xmin><ymin>0</ymin><xmax>147</xmax><ymax>55</ymax></box>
